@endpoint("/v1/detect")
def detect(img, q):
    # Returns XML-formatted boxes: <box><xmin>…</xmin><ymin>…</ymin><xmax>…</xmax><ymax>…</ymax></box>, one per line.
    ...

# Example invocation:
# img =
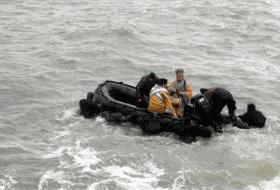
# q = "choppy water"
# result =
<box><xmin>1</xmin><ymin>0</ymin><xmax>280</xmax><ymax>189</ymax></box>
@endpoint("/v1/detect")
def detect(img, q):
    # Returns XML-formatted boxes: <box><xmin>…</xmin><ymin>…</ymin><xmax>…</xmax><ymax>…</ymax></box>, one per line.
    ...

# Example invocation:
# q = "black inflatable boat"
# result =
<box><xmin>92</xmin><ymin>81</ymin><xmax>148</xmax><ymax>118</ymax></box>
<box><xmin>89</xmin><ymin>80</ymin><xmax>213</xmax><ymax>138</ymax></box>
<box><xmin>79</xmin><ymin>80</ymin><xmax>265</xmax><ymax>141</ymax></box>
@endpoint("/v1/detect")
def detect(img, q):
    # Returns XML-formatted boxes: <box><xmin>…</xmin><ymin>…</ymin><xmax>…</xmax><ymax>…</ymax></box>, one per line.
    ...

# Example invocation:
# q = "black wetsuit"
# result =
<box><xmin>238</xmin><ymin>110</ymin><xmax>266</xmax><ymax>128</ymax></box>
<box><xmin>136</xmin><ymin>75</ymin><xmax>158</xmax><ymax>107</ymax></box>
<box><xmin>202</xmin><ymin>88</ymin><xmax>236</xmax><ymax>121</ymax></box>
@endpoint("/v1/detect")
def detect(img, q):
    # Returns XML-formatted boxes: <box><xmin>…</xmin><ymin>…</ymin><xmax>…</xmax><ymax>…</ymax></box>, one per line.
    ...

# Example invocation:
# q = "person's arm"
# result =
<box><xmin>227</xmin><ymin>100</ymin><xmax>236</xmax><ymax>118</ymax></box>
<box><xmin>186</xmin><ymin>83</ymin><xmax>193</xmax><ymax>100</ymax></box>
<box><xmin>171</xmin><ymin>97</ymin><xmax>181</xmax><ymax>107</ymax></box>
<box><xmin>238</xmin><ymin>112</ymin><xmax>249</xmax><ymax>123</ymax></box>
<box><xmin>238</xmin><ymin>114</ymin><xmax>244</xmax><ymax>120</ymax></box>
<box><xmin>178</xmin><ymin>82</ymin><xmax>193</xmax><ymax>101</ymax></box>
<box><xmin>162</xmin><ymin>92</ymin><xmax>177</xmax><ymax>118</ymax></box>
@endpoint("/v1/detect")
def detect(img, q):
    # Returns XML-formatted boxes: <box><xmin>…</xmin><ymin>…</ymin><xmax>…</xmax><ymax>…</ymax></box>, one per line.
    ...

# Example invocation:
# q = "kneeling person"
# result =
<box><xmin>148</xmin><ymin>78</ymin><xmax>177</xmax><ymax>118</ymax></box>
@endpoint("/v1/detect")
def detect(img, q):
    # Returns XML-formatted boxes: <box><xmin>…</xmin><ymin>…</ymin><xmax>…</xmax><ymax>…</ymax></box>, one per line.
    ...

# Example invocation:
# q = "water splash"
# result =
<box><xmin>38</xmin><ymin>170</ymin><xmax>74</xmax><ymax>190</ymax></box>
<box><xmin>246</xmin><ymin>173</ymin><xmax>280</xmax><ymax>190</ymax></box>
<box><xmin>0</xmin><ymin>175</ymin><xmax>17</xmax><ymax>190</ymax></box>
<box><xmin>87</xmin><ymin>161</ymin><xmax>166</xmax><ymax>190</ymax></box>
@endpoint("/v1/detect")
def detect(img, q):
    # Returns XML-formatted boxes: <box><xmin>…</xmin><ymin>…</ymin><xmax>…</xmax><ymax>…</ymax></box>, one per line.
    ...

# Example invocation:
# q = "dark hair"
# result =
<box><xmin>200</xmin><ymin>88</ymin><xmax>208</xmax><ymax>94</ymax></box>
<box><xmin>247</xmin><ymin>103</ymin><xmax>256</xmax><ymax>111</ymax></box>
<box><xmin>148</xmin><ymin>72</ymin><xmax>156</xmax><ymax>79</ymax></box>
<box><xmin>87</xmin><ymin>92</ymin><xmax>94</xmax><ymax>100</ymax></box>
<box><xmin>156</xmin><ymin>78</ymin><xmax>168</xmax><ymax>86</ymax></box>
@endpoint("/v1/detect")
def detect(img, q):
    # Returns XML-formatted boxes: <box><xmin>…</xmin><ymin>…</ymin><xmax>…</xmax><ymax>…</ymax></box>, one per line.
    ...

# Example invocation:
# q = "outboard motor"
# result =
<box><xmin>191</xmin><ymin>93</ymin><xmax>212</xmax><ymax>123</ymax></box>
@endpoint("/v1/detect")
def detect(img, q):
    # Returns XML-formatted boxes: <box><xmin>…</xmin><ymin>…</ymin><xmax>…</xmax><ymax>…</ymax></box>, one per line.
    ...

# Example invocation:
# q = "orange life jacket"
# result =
<box><xmin>148</xmin><ymin>85</ymin><xmax>177</xmax><ymax>118</ymax></box>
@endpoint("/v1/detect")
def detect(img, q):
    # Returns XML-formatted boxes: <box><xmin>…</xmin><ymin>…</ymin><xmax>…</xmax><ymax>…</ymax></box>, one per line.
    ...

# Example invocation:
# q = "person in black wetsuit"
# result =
<box><xmin>238</xmin><ymin>103</ymin><xmax>266</xmax><ymax>128</ymax></box>
<box><xmin>136</xmin><ymin>72</ymin><xmax>158</xmax><ymax>108</ymax></box>
<box><xmin>200</xmin><ymin>87</ymin><xmax>237</xmax><ymax>123</ymax></box>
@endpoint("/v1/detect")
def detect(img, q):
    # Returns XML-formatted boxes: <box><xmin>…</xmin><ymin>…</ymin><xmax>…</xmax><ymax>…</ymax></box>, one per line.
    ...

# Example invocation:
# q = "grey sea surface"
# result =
<box><xmin>0</xmin><ymin>0</ymin><xmax>280</xmax><ymax>189</ymax></box>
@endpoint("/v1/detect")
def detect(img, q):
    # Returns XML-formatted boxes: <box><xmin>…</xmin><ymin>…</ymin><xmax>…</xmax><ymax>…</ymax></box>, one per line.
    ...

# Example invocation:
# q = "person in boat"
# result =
<box><xmin>199</xmin><ymin>87</ymin><xmax>237</xmax><ymax>124</ymax></box>
<box><xmin>136</xmin><ymin>72</ymin><xmax>158</xmax><ymax>108</ymax></box>
<box><xmin>79</xmin><ymin>92</ymin><xmax>101</xmax><ymax>118</ymax></box>
<box><xmin>148</xmin><ymin>78</ymin><xmax>177</xmax><ymax>118</ymax></box>
<box><xmin>168</xmin><ymin>68</ymin><xmax>193</xmax><ymax>104</ymax></box>
<box><xmin>238</xmin><ymin>103</ymin><xmax>266</xmax><ymax>128</ymax></box>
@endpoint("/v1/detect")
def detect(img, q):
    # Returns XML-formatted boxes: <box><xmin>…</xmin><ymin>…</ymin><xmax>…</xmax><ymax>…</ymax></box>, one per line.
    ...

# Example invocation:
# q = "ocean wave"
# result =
<box><xmin>0</xmin><ymin>175</ymin><xmax>17</xmax><ymax>190</ymax></box>
<box><xmin>2</xmin><ymin>0</ymin><xmax>280</xmax><ymax>189</ymax></box>
<box><xmin>246</xmin><ymin>173</ymin><xmax>280</xmax><ymax>190</ymax></box>
<box><xmin>38</xmin><ymin>170</ymin><xmax>74</xmax><ymax>190</ymax></box>
<box><xmin>87</xmin><ymin>161</ymin><xmax>166</xmax><ymax>190</ymax></box>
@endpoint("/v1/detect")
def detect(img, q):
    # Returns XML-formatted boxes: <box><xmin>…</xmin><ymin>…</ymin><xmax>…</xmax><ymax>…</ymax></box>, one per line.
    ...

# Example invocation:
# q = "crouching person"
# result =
<box><xmin>148</xmin><ymin>78</ymin><xmax>177</xmax><ymax>118</ymax></box>
<box><xmin>200</xmin><ymin>87</ymin><xmax>237</xmax><ymax>123</ymax></box>
<box><xmin>238</xmin><ymin>103</ymin><xmax>266</xmax><ymax>128</ymax></box>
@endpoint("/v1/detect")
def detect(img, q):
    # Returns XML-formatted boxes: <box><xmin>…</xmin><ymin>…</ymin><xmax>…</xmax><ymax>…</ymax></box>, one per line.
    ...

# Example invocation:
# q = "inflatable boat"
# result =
<box><xmin>89</xmin><ymin>80</ymin><xmax>214</xmax><ymax>138</ymax></box>
<box><xmin>92</xmin><ymin>81</ymin><xmax>148</xmax><ymax>118</ymax></box>
<box><xmin>79</xmin><ymin>80</ymin><xmax>264</xmax><ymax>141</ymax></box>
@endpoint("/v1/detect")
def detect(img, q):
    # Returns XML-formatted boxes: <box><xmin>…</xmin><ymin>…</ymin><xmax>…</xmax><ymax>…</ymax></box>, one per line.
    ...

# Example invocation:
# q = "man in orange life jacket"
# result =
<box><xmin>148</xmin><ymin>78</ymin><xmax>177</xmax><ymax>118</ymax></box>
<box><xmin>168</xmin><ymin>68</ymin><xmax>193</xmax><ymax>104</ymax></box>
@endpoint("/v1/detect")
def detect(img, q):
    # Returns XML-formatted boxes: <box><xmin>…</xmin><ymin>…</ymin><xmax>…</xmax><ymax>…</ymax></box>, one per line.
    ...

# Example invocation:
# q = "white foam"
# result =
<box><xmin>87</xmin><ymin>179</ymin><xmax>115</xmax><ymax>190</ymax></box>
<box><xmin>88</xmin><ymin>162</ymin><xmax>166</xmax><ymax>190</ymax></box>
<box><xmin>246</xmin><ymin>174</ymin><xmax>280</xmax><ymax>190</ymax></box>
<box><xmin>42</xmin><ymin>132</ymin><xmax>102</xmax><ymax>173</ymax></box>
<box><xmin>50</xmin><ymin>131</ymin><xmax>74</xmax><ymax>141</ymax></box>
<box><xmin>0</xmin><ymin>175</ymin><xmax>17</xmax><ymax>190</ymax></box>
<box><xmin>171</xmin><ymin>169</ymin><xmax>192</xmax><ymax>190</ymax></box>
<box><xmin>38</xmin><ymin>170</ymin><xmax>74</xmax><ymax>190</ymax></box>
<box><xmin>59</xmin><ymin>107</ymin><xmax>78</xmax><ymax>121</ymax></box>
<box><xmin>0</xmin><ymin>179</ymin><xmax>5</xmax><ymax>190</ymax></box>
<box><xmin>144</xmin><ymin>161</ymin><xmax>166</xmax><ymax>177</ymax></box>
<box><xmin>70</xmin><ymin>147</ymin><xmax>101</xmax><ymax>172</ymax></box>
<box><xmin>95</xmin><ymin>116</ymin><xmax>106</xmax><ymax>123</ymax></box>
<box><xmin>42</xmin><ymin>146</ymin><xmax>69</xmax><ymax>159</ymax></box>
<box><xmin>216</xmin><ymin>129</ymin><xmax>276</xmax><ymax>161</ymax></box>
